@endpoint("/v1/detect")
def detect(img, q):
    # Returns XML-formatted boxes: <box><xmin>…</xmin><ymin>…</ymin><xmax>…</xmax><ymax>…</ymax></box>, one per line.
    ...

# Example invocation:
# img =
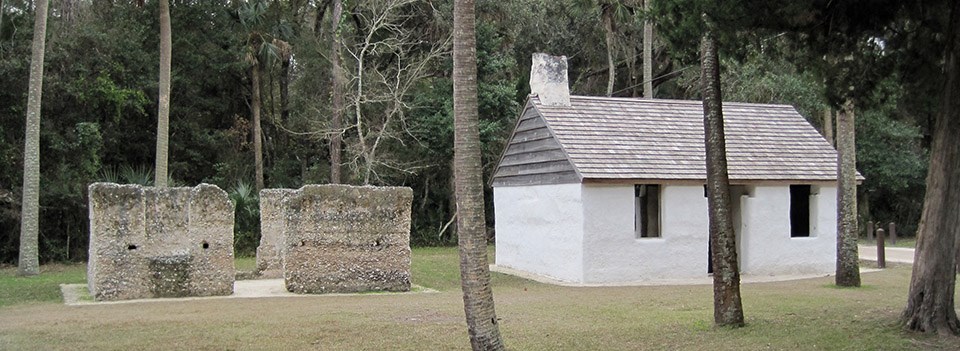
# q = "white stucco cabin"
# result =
<box><xmin>491</xmin><ymin>54</ymin><xmax>849</xmax><ymax>284</ymax></box>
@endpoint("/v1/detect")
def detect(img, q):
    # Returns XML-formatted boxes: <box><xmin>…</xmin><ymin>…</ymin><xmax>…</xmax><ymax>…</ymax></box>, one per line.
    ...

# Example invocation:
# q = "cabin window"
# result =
<box><xmin>790</xmin><ymin>185</ymin><xmax>812</xmax><ymax>237</ymax></box>
<box><xmin>635</xmin><ymin>185</ymin><xmax>661</xmax><ymax>238</ymax></box>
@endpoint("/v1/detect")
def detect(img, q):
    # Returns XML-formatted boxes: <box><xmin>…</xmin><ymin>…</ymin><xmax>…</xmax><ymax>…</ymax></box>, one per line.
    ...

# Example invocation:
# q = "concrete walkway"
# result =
<box><xmin>859</xmin><ymin>245</ymin><xmax>915</xmax><ymax>264</ymax></box>
<box><xmin>61</xmin><ymin>279</ymin><xmax>436</xmax><ymax>306</ymax></box>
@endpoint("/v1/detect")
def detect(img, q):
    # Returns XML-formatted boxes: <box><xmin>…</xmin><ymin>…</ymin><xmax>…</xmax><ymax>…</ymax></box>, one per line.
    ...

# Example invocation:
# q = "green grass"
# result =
<box><xmin>410</xmin><ymin>246</ymin><xmax>533</xmax><ymax>292</ymax></box>
<box><xmin>0</xmin><ymin>247</ymin><xmax>475</xmax><ymax>307</ymax></box>
<box><xmin>1</xmin><ymin>247</ymin><xmax>958</xmax><ymax>350</ymax></box>
<box><xmin>862</xmin><ymin>237</ymin><xmax>917</xmax><ymax>249</ymax></box>
<box><xmin>0</xmin><ymin>264</ymin><xmax>86</xmax><ymax>307</ymax></box>
<box><xmin>234</xmin><ymin>256</ymin><xmax>257</xmax><ymax>272</ymax></box>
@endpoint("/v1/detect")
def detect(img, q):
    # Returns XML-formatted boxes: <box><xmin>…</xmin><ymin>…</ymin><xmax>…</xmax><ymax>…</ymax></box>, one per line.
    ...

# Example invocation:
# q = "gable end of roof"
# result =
<box><xmin>492</xmin><ymin>100</ymin><xmax>580</xmax><ymax>187</ymax></box>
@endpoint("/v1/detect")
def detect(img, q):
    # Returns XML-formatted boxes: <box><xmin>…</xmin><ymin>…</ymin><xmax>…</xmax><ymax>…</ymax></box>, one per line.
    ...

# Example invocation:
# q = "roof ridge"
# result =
<box><xmin>560</xmin><ymin>95</ymin><xmax>796</xmax><ymax>109</ymax></box>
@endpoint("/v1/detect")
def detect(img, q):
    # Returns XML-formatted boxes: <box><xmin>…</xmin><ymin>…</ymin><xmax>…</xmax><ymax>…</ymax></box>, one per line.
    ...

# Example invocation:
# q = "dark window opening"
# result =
<box><xmin>790</xmin><ymin>185</ymin><xmax>811</xmax><ymax>237</ymax></box>
<box><xmin>635</xmin><ymin>185</ymin><xmax>661</xmax><ymax>238</ymax></box>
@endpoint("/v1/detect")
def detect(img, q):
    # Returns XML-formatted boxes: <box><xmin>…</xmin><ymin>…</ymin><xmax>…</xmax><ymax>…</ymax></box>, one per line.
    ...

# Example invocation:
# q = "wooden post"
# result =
<box><xmin>889</xmin><ymin>222</ymin><xmax>897</xmax><ymax>245</ymax></box>
<box><xmin>867</xmin><ymin>221</ymin><xmax>874</xmax><ymax>240</ymax></box>
<box><xmin>876</xmin><ymin>228</ymin><xmax>886</xmax><ymax>269</ymax></box>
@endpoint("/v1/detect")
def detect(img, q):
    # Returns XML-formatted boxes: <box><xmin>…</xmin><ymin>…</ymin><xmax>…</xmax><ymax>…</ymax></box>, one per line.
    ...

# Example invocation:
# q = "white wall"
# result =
<box><xmin>494</xmin><ymin>182</ymin><xmax>838</xmax><ymax>285</ymax></box>
<box><xmin>494</xmin><ymin>183</ymin><xmax>584</xmax><ymax>282</ymax></box>
<box><xmin>739</xmin><ymin>185</ymin><xmax>837</xmax><ymax>276</ymax></box>
<box><xmin>581</xmin><ymin>185</ymin><xmax>709</xmax><ymax>283</ymax></box>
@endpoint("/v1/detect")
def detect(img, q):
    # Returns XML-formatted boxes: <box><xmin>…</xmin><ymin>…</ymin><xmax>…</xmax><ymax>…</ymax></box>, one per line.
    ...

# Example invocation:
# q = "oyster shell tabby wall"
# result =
<box><xmin>87</xmin><ymin>183</ymin><xmax>235</xmax><ymax>301</ymax></box>
<box><xmin>279</xmin><ymin>185</ymin><xmax>413</xmax><ymax>294</ymax></box>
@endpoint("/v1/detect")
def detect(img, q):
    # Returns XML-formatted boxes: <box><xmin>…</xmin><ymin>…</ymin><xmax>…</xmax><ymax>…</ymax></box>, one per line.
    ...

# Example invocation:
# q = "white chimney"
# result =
<box><xmin>530</xmin><ymin>53</ymin><xmax>571</xmax><ymax>106</ymax></box>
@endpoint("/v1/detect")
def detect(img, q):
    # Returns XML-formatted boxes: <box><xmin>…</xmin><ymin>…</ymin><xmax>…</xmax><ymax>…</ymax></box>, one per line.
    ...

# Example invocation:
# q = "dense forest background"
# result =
<box><xmin>0</xmin><ymin>0</ymin><xmax>933</xmax><ymax>263</ymax></box>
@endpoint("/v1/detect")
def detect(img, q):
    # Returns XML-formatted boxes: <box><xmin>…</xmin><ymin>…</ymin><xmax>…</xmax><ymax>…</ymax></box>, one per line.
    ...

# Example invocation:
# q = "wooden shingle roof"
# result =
<box><xmin>492</xmin><ymin>95</ymin><xmax>846</xmax><ymax>187</ymax></box>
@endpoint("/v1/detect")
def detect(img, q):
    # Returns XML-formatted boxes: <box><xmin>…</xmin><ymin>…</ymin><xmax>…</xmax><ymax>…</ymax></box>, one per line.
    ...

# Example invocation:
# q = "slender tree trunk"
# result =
<box><xmin>901</xmin><ymin>0</ymin><xmax>960</xmax><ymax>335</ymax></box>
<box><xmin>453</xmin><ymin>0</ymin><xmax>505</xmax><ymax>349</ymax></box>
<box><xmin>251</xmin><ymin>57</ymin><xmax>265</xmax><ymax>191</ymax></box>
<box><xmin>643</xmin><ymin>0</ymin><xmax>654</xmax><ymax>98</ymax></box>
<box><xmin>273</xmin><ymin>38</ymin><xmax>291</xmax><ymax>154</ymax></box>
<box><xmin>822</xmin><ymin>109</ymin><xmax>833</xmax><ymax>146</ymax></box>
<box><xmin>1</xmin><ymin>0</ymin><xmax>6</xmax><ymax>34</ymax></box>
<box><xmin>329</xmin><ymin>0</ymin><xmax>343</xmax><ymax>184</ymax></box>
<box><xmin>602</xmin><ymin>3</ymin><xmax>616</xmax><ymax>97</ymax></box>
<box><xmin>700</xmin><ymin>15</ymin><xmax>744</xmax><ymax>327</ymax></box>
<box><xmin>18</xmin><ymin>0</ymin><xmax>49</xmax><ymax>277</ymax></box>
<box><xmin>626</xmin><ymin>44</ymin><xmax>637</xmax><ymax>97</ymax></box>
<box><xmin>835</xmin><ymin>99</ymin><xmax>861</xmax><ymax>287</ymax></box>
<box><xmin>314</xmin><ymin>0</ymin><xmax>333</xmax><ymax>35</ymax></box>
<box><xmin>277</xmin><ymin>39</ymin><xmax>291</xmax><ymax>125</ymax></box>
<box><xmin>154</xmin><ymin>0</ymin><xmax>171</xmax><ymax>187</ymax></box>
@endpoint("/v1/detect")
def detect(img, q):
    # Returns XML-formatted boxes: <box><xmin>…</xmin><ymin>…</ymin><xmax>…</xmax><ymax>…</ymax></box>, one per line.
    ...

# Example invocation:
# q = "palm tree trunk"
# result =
<box><xmin>835</xmin><ymin>99</ymin><xmax>861</xmax><ymax>287</ymax></box>
<box><xmin>453</xmin><ymin>0</ymin><xmax>505</xmax><ymax>349</ymax></box>
<box><xmin>329</xmin><ymin>0</ymin><xmax>343</xmax><ymax>184</ymax></box>
<box><xmin>251</xmin><ymin>59</ymin><xmax>264</xmax><ymax>191</ymax></box>
<box><xmin>602</xmin><ymin>3</ymin><xmax>616</xmax><ymax>97</ymax></box>
<box><xmin>700</xmin><ymin>14</ymin><xmax>744</xmax><ymax>327</ymax></box>
<box><xmin>18</xmin><ymin>0</ymin><xmax>49</xmax><ymax>277</ymax></box>
<box><xmin>154</xmin><ymin>0</ymin><xmax>171</xmax><ymax>187</ymax></box>
<box><xmin>901</xmin><ymin>0</ymin><xmax>960</xmax><ymax>335</ymax></box>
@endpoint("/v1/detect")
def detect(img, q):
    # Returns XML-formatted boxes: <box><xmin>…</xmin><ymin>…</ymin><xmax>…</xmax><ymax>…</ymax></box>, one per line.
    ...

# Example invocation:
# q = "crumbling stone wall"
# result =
<box><xmin>279</xmin><ymin>185</ymin><xmax>412</xmax><ymax>294</ymax></box>
<box><xmin>255</xmin><ymin>189</ymin><xmax>288</xmax><ymax>278</ymax></box>
<box><xmin>87</xmin><ymin>183</ymin><xmax>235</xmax><ymax>301</ymax></box>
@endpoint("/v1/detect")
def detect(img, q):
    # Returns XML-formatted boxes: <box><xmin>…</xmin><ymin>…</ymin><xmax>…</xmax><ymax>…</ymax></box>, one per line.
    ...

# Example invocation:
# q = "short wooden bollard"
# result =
<box><xmin>867</xmin><ymin>221</ymin><xmax>875</xmax><ymax>240</ymax></box>
<box><xmin>876</xmin><ymin>228</ymin><xmax>886</xmax><ymax>269</ymax></box>
<box><xmin>889</xmin><ymin>222</ymin><xmax>897</xmax><ymax>245</ymax></box>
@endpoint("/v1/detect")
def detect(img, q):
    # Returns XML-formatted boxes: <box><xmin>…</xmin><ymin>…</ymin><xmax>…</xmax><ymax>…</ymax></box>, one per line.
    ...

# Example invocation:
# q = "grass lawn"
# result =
<box><xmin>235</xmin><ymin>256</ymin><xmax>257</xmax><ymax>272</ymax></box>
<box><xmin>1</xmin><ymin>247</ymin><xmax>958</xmax><ymax>350</ymax></box>
<box><xmin>0</xmin><ymin>263</ymin><xmax>86</xmax><ymax>307</ymax></box>
<box><xmin>861</xmin><ymin>237</ymin><xmax>917</xmax><ymax>249</ymax></box>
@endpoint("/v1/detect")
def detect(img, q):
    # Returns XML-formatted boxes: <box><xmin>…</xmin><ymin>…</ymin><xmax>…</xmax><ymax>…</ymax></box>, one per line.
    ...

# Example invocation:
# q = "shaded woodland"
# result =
<box><xmin>0</xmin><ymin>0</ymin><xmax>938</xmax><ymax>264</ymax></box>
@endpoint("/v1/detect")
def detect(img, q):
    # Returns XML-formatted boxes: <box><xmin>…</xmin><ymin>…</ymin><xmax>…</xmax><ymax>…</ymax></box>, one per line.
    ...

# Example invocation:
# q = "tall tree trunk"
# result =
<box><xmin>277</xmin><ymin>39</ymin><xmax>291</xmax><ymax>126</ymax></box>
<box><xmin>17</xmin><ymin>0</ymin><xmax>48</xmax><ymax>276</ymax></box>
<box><xmin>314</xmin><ymin>0</ymin><xmax>333</xmax><ymax>35</ymax></box>
<box><xmin>453</xmin><ymin>0</ymin><xmax>505</xmax><ymax>349</ymax></box>
<box><xmin>273</xmin><ymin>38</ymin><xmax>292</xmax><ymax>155</ymax></box>
<box><xmin>1</xmin><ymin>0</ymin><xmax>7</xmax><ymax>33</ymax></box>
<box><xmin>643</xmin><ymin>0</ymin><xmax>653</xmax><ymax>98</ymax></box>
<box><xmin>835</xmin><ymin>99</ymin><xmax>861</xmax><ymax>287</ymax></box>
<box><xmin>822</xmin><ymin>109</ymin><xmax>833</xmax><ymax>146</ymax></box>
<box><xmin>901</xmin><ymin>0</ymin><xmax>960</xmax><ymax>335</ymax></box>
<box><xmin>626</xmin><ymin>43</ymin><xmax>637</xmax><ymax>97</ymax></box>
<box><xmin>700</xmin><ymin>15</ymin><xmax>744</xmax><ymax>327</ymax></box>
<box><xmin>154</xmin><ymin>0</ymin><xmax>171</xmax><ymax>187</ymax></box>
<box><xmin>329</xmin><ymin>0</ymin><xmax>343</xmax><ymax>184</ymax></box>
<box><xmin>18</xmin><ymin>0</ymin><xmax>49</xmax><ymax>277</ymax></box>
<box><xmin>58</xmin><ymin>0</ymin><xmax>78</xmax><ymax>25</ymax></box>
<box><xmin>251</xmin><ymin>57</ymin><xmax>265</xmax><ymax>191</ymax></box>
<box><xmin>602</xmin><ymin>3</ymin><xmax>616</xmax><ymax>97</ymax></box>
